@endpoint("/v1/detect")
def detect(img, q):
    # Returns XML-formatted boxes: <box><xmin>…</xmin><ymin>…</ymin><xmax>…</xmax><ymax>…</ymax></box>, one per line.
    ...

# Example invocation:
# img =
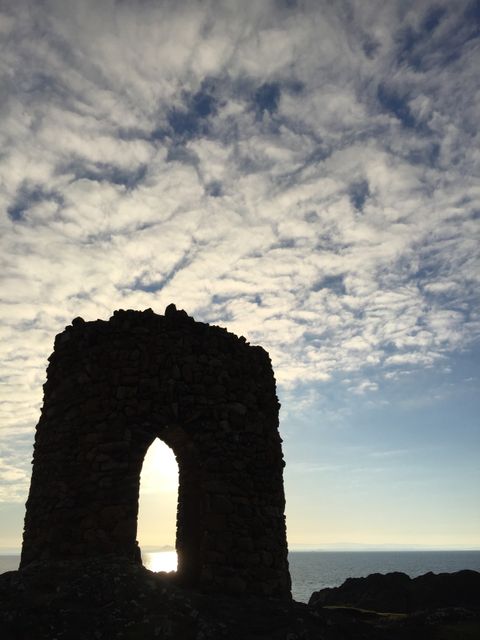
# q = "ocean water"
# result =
<box><xmin>287</xmin><ymin>550</ymin><xmax>480</xmax><ymax>602</ymax></box>
<box><xmin>0</xmin><ymin>555</ymin><xmax>19</xmax><ymax>573</ymax></box>
<box><xmin>2</xmin><ymin>550</ymin><xmax>480</xmax><ymax>603</ymax></box>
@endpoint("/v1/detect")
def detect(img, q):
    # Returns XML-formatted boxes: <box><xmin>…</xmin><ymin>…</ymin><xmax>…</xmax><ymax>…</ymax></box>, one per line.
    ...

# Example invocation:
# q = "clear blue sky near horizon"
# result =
<box><xmin>0</xmin><ymin>0</ymin><xmax>479</xmax><ymax>552</ymax></box>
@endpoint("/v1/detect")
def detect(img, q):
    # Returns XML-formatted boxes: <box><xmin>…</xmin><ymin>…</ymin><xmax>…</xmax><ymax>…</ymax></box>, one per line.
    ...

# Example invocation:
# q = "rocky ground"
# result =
<box><xmin>1</xmin><ymin>559</ymin><xmax>479</xmax><ymax>639</ymax></box>
<box><xmin>309</xmin><ymin>568</ymin><xmax>480</xmax><ymax>612</ymax></box>
<box><xmin>309</xmin><ymin>569</ymin><xmax>480</xmax><ymax>640</ymax></box>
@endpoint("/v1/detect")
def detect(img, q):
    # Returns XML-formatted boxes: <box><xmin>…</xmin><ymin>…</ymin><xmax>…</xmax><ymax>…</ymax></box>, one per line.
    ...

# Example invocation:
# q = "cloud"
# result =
<box><xmin>369</xmin><ymin>448</ymin><xmax>410</xmax><ymax>459</ymax></box>
<box><xmin>349</xmin><ymin>380</ymin><xmax>379</xmax><ymax>396</ymax></box>
<box><xmin>1</xmin><ymin>0</ymin><xmax>479</xmax><ymax>500</ymax></box>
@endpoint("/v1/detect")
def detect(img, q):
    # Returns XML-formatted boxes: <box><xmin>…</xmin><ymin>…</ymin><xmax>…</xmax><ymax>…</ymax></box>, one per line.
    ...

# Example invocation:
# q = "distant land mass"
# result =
<box><xmin>288</xmin><ymin>543</ymin><xmax>480</xmax><ymax>551</ymax></box>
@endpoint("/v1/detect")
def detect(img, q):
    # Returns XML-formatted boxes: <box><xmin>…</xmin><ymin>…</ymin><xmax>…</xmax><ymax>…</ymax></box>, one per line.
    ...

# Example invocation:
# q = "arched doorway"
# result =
<box><xmin>137</xmin><ymin>438</ymin><xmax>178</xmax><ymax>572</ymax></box>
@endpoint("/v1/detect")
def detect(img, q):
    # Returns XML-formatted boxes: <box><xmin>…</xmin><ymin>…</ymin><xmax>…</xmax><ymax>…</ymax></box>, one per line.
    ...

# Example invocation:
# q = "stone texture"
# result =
<box><xmin>20</xmin><ymin>305</ymin><xmax>291</xmax><ymax>598</ymax></box>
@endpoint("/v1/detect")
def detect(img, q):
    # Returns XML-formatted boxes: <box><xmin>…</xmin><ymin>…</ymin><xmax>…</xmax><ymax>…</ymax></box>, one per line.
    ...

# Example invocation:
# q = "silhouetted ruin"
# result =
<box><xmin>21</xmin><ymin>305</ymin><xmax>291</xmax><ymax>598</ymax></box>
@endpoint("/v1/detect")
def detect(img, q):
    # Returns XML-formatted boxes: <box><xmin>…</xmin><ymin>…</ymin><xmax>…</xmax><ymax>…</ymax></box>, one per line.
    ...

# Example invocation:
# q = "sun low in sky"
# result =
<box><xmin>0</xmin><ymin>0</ymin><xmax>479</xmax><ymax>552</ymax></box>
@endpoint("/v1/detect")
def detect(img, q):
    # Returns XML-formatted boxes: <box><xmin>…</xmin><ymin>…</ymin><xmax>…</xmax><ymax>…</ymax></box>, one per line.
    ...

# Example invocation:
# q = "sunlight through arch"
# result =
<box><xmin>137</xmin><ymin>438</ymin><xmax>179</xmax><ymax>573</ymax></box>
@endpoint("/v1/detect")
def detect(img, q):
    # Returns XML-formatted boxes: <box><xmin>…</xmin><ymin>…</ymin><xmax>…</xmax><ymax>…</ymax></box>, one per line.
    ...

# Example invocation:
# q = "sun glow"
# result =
<box><xmin>143</xmin><ymin>550</ymin><xmax>178</xmax><ymax>573</ymax></box>
<box><xmin>140</xmin><ymin>438</ymin><xmax>179</xmax><ymax>494</ymax></box>
<box><xmin>137</xmin><ymin>439</ymin><xmax>179</xmax><ymax>549</ymax></box>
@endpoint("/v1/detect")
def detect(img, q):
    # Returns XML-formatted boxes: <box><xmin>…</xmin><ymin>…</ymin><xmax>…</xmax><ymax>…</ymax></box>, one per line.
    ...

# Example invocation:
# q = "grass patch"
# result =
<box><xmin>324</xmin><ymin>605</ymin><xmax>407</xmax><ymax>620</ymax></box>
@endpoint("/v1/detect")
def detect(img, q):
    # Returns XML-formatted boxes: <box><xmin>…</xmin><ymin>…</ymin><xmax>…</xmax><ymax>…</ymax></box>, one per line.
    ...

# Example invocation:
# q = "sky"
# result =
<box><xmin>0</xmin><ymin>0</ymin><xmax>479</xmax><ymax>553</ymax></box>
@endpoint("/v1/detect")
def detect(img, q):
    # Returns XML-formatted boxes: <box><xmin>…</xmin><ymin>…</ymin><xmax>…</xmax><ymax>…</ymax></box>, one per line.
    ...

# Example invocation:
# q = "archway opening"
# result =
<box><xmin>137</xmin><ymin>438</ymin><xmax>179</xmax><ymax>573</ymax></box>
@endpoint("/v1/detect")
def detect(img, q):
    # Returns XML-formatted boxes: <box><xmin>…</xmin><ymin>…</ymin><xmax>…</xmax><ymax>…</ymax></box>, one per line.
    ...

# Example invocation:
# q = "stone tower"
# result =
<box><xmin>21</xmin><ymin>305</ymin><xmax>291</xmax><ymax>598</ymax></box>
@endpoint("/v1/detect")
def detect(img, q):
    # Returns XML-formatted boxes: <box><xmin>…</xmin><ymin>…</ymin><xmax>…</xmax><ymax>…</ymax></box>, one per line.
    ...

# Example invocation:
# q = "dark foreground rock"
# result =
<box><xmin>1</xmin><ymin>560</ymin><xmax>479</xmax><ymax>640</ymax></box>
<box><xmin>0</xmin><ymin>559</ymin><xmax>364</xmax><ymax>640</ymax></box>
<box><xmin>308</xmin><ymin>569</ymin><xmax>480</xmax><ymax>613</ymax></box>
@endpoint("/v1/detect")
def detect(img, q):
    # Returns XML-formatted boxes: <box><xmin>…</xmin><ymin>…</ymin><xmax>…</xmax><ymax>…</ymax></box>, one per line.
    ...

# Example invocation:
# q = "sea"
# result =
<box><xmin>2</xmin><ymin>550</ymin><xmax>479</xmax><ymax>603</ymax></box>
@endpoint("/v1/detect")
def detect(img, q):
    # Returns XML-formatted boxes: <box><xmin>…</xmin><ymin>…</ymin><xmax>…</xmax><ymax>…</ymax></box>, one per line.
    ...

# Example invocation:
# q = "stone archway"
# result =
<box><xmin>20</xmin><ymin>305</ymin><xmax>291</xmax><ymax>598</ymax></box>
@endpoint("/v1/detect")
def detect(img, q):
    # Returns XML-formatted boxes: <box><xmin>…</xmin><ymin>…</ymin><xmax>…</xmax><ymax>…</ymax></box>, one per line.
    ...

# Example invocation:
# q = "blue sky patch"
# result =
<box><xmin>206</xmin><ymin>181</ymin><xmax>222</xmax><ymax>197</ymax></box>
<box><xmin>7</xmin><ymin>183</ymin><xmax>63</xmax><ymax>222</ymax></box>
<box><xmin>254</xmin><ymin>83</ymin><xmax>281</xmax><ymax>115</ymax></box>
<box><xmin>167</xmin><ymin>109</ymin><xmax>201</xmax><ymax>137</ymax></box>
<box><xmin>395</xmin><ymin>3</ymin><xmax>478</xmax><ymax>72</ymax></box>
<box><xmin>348</xmin><ymin>180</ymin><xmax>370</xmax><ymax>212</ymax></box>
<box><xmin>305</xmin><ymin>211</ymin><xmax>319</xmax><ymax>223</ymax></box>
<box><xmin>421</xmin><ymin>5</ymin><xmax>447</xmax><ymax>33</ymax></box>
<box><xmin>167</xmin><ymin>84</ymin><xmax>218</xmax><ymax>141</ymax></box>
<box><xmin>312</xmin><ymin>275</ymin><xmax>346</xmax><ymax>295</ymax></box>
<box><xmin>465</xmin><ymin>0</ymin><xmax>480</xmax><ymax>22</ymax></box>
<box><xmin>130</xmin><ymin>280</ymin><xmax>164</xmax><ymax>293</ymax></box>
<box><xmin>362</xmin><ymin>37</ymin><xmax>380</xmax><ymax>59</ymax></box>
<box><xmin>62</xmin><ymin>160</ymin><xmax>147</xmax><ymax>189</ymax></box>
<box><xmin>377</xmin><ymin>83</ymin><xmax>415</xmax><ymax>128</ymax></box>
<box><xmin>191</xmin><ymin>90</ymin><xmax>216</xmax><ymax>118</ymax></box>
<box><xmin>407</xmin><ymin>142</ymin><xmax>440</xmax><ymax>167</ymax></box>
<box><xmin>273</xmin><ymin>238</ymin><xmax>296</xmax><ymax>249</ymax></box>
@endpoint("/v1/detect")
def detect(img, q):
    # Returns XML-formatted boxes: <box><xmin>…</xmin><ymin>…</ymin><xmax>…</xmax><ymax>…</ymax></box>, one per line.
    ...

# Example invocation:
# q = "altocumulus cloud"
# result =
<box><xmin>0</xmin><ymin>0</ymin><xmax>479</xmax><ymax>499</ymax></box>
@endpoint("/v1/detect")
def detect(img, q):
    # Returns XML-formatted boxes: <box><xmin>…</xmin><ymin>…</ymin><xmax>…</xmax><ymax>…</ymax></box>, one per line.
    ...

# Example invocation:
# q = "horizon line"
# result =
<box><xmin>1</xmin><ymin>545</ymin><xmax>480</xmax><ymax>555</ymax></box>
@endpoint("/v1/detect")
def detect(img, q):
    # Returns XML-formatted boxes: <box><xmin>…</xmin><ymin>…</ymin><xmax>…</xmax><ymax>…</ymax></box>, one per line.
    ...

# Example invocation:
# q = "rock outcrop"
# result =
<box><xmin>308</xmin><ymin>569</ymin><xmax>480</xmax><ymax>613</ymax></box>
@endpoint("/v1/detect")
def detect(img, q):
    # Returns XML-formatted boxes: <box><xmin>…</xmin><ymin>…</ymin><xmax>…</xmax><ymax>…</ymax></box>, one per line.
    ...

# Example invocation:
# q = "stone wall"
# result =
<box><xmin>21</xmin><ymin>305</ymin><xmax>291</xmax><ymax>598</ymax></box>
